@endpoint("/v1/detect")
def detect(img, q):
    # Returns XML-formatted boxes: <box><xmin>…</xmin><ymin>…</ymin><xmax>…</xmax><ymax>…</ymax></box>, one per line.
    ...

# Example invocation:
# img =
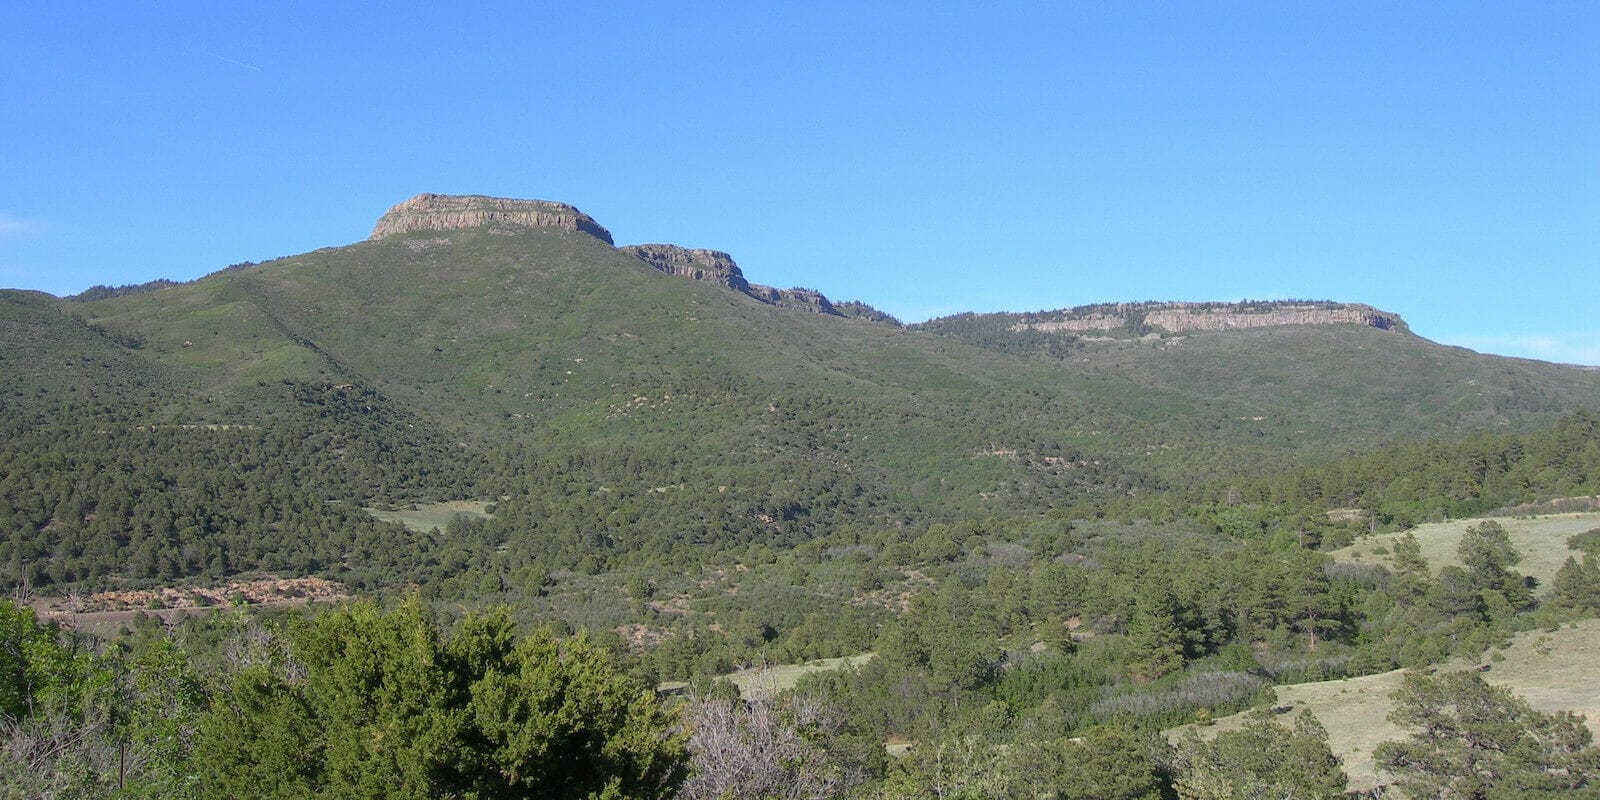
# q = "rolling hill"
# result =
<box><xmin>3</xmin><ymin>193</ymin><xmax>1598</xmax><ymax>592</ymax></box>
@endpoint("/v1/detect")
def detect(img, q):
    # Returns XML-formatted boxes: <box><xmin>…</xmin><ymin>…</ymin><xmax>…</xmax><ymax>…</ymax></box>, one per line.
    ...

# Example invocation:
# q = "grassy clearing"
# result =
<box><xmin>364</xmin><ymin>500</ymin><xmax>494</xmax><ymax>533</ymax></box>
<box><xmin>1332</xmin><ymin>510</ymin><xmax>1600</xmax><ymax>588</ymax></box>
<box><xmin>1180</xmin><ymin>618</ymin><xmax>1600</xmax><ymax>791</ymax></box>
<box><xmin>721</xmin><ymin>653</ymin><xmax>875</xmax><ymax>697</ymax></box>
<box><xmin>659</xmin><ymin>654</ymin><xmax>875</xmax><ymax>699</ymax></box>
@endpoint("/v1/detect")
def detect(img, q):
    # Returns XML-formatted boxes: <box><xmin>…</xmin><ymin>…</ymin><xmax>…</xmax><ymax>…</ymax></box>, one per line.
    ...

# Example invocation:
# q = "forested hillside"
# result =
<box><xmin>4</xmin><ymin>198</ymin><xmax>1600</xmax><ymax>797</ymax></box>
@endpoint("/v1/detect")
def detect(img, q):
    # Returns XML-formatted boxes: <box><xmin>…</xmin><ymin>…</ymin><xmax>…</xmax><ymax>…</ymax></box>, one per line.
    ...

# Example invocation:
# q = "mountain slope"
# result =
<box><xmin>3</xmin><ymin>193</ymin><xmax>1598</xmax><ymax>589</ymax></box>
<box><xmin>917</xmin><ymin>304</ymin><xmax>1599</xmax><ymax>449</ymax></box>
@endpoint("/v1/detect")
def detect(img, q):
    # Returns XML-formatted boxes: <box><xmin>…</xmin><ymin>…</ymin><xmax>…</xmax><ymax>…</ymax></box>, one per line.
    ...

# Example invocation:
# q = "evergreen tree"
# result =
<box><xmin>1550</xmin><ymin>556</ymin><xmax>1600</xmax><ymax>613</ymax></box>
<box><xmin>193</xmin><ymin>601</ymin><xmax>686</xmax><ymax>800</ymax></box>
<box><xmin>1124</xmin><ymin>585</ymin><xmax>1184</xmax><ymax>681</ymax></box>
<box><xmin>1391</xmin><ymin>530</ymin><xmax>1433</xmax><ymax>602</ymax></box>
<box><xmin>1458</xmin><ymin>521</ymin><xmax>1534</xmax><ymax>610</ymax></box>
<box><xmin>1053</xmin><ymin>723</ymin><xmax>1165</xmax><ymax>800</ymax></box>
<box><xmin>1174</xmin><ymin>709</ymin><xmax>1346</xmax><ymax>799</ymax></box>
<box><xmin>1375</xmin><ymin>670</ymin><xmax>1600</xmax><ymax>799</ymax></box>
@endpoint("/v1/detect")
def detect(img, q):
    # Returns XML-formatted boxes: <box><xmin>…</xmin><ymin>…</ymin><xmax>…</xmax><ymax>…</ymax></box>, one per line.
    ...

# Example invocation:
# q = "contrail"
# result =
<box><xmin>198</xmin><ymin>50</ymin><xmax>262</xmax><ymax>72</ymax></box>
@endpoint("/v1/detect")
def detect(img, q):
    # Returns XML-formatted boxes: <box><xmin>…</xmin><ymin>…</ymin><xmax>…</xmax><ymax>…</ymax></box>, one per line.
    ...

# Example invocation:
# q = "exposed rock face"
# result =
<box><xmin>623</xmin><ymin>243</ymin><xmax>849</xmax><ymax>317</ymax></box>
<box><xmin>620</xmin><ymin>245</ymin><xmax>751</xmax><ymax>292</ymax></box>
<box><xmin>1012</xmin><ymin>302</ymin><xmax>1403</xmax><ymax>335</ymax></box>
<box><xmin>747</xmin><ymin>285</ymin><xmax>838</xmax><ymax>315</ymax></box>
<box><xmin>371</xmin><ymin>194</ymin><xmax>614</xmax><ymax>244</ymax></box>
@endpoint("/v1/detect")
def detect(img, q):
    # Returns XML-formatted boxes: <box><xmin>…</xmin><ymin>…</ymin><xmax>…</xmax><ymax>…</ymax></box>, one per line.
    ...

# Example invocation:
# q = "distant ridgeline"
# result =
<box><xmin>7</xmin><ymin>190</ymin><xmax>1599</xmax><ymax>598</ymax></box>
<box><xmin>66</xmin><ymin>279</ymin><xmax>181</xmax><ymax>302</ymax></box>
<box><xmin>370</xmin><ymin>193</ymin><xmax>901</xmax><ymax>325</ymax></box>
<box><xmin>919</xmin><ymin>300</ymin><xmax>1406</xmax><ymax>339</ymax></box>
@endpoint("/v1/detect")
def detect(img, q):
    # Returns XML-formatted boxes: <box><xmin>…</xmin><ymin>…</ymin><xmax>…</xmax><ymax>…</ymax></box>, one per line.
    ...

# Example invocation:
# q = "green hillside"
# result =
<box><xmin>3</xmin><ymin>203</ymin><xmax>1599</xmax><ymax>596</ymax></box>
<box><xmin>917</xmin><ymin>306</ymin><xmax>1600</xmax><ymax>450</ymax></box>
<box><xmin>6</xmin><ymin>203</ymin><xmax>1600</xmax><ymax>799</ymax></box>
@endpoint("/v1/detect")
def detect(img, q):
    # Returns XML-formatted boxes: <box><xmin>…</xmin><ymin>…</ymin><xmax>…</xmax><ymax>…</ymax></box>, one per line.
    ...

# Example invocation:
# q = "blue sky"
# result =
<box><xmin>4</xmin><ymin>3</ymin><xmax>1597</xmax><ymax>363</ymax></box>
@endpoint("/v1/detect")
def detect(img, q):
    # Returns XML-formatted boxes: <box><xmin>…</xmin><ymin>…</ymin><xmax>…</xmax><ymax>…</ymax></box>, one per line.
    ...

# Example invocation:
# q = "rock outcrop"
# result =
<box><xmin>371</xmin><ymin>194</ymin><xmax>613</xmax><ymax>244</ymax></box>
<box><xmin>1011</xmin><ymin>301</ymin><xmax>1403</xmax><ymax>335</ymax></box>
<box><xmin>620</xmin><ymin>245</ymin><xmax>751</xmax><ymax>292</ymax></box>
<box><xmin>372</xmin><ymin>195</ymin><xmax>873</xmax><ymax>322</ymax></box>
<box><xmin>747</xmin><ymin>285</ymin><xmax>838</xmax><ymax>315</ymax></box>
<box><xmin>622</xmin><ymin>243</ymin><xmax>850</xmax><ymax>317</ymax></box>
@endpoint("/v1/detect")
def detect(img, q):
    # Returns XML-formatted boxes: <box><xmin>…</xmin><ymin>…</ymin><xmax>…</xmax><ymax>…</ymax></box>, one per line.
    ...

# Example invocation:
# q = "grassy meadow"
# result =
<box><xmin>1176</xmin><ymin>511</ymin><xmax>1600</xmax><ymax>791</ymax></box>
<box><xmin>1185</xmin><ymin>618</ymin><xmax>1600</xmax><ymax>791</ymax></box>
<box><xmin>1332</xmin><ymin>510</ymin><xmax>1600</xmax><ymax>588</ymax></box>
<box><xmin>364</xmin><ymin>500</ymin><xmax>495</xmax><ymax>533</ymax></box>
<box><xmin>659</xmin><ymin>653</ymin><xmax>876</xmax><ymax>699</ymax></box>
<box><xmin>721</xmin><ymin>653</ymin><xmax>876</xmax><ymax>697</ymax></box>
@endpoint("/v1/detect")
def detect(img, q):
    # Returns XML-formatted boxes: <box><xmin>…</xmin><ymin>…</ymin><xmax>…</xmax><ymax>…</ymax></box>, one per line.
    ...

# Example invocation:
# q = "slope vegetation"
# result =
<box><xmin>3</xmin><ymin>195</ymin><xmax>1599</xmax><ymax>591</ymax></box>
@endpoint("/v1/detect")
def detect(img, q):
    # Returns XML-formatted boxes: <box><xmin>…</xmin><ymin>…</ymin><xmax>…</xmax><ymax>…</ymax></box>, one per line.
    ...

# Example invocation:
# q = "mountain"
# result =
<box><xmin>2</xmin><ymin>193</ymin><xmax>1598</xmax><ymax>592</ymax></box>
<box><xmin>914</xmin><ymin>301</ymin><xmax>1595</xmax><ymax>444</ymax></box>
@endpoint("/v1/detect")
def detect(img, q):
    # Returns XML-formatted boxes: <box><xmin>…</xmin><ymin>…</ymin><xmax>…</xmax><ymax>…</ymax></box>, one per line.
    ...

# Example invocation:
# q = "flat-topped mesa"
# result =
<box><xmin>1012</xmin><ymin>301</ymin><xmax>1406</xmax><ymax>335</ymax></box>
<box><xmin>370</xmin><ymin>194</ymin><xmax>614</xmax><ymax>244</ymax></box>
<box><xmin>621</xmin><ymin>245</ymin><xmax>751</xmax><ymax>293</ymax></box>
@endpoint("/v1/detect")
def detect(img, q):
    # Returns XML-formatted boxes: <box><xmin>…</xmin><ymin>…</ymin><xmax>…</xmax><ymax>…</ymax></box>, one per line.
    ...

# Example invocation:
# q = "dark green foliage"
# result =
<box><xmin>1459</xmin><ymin>520</ymin><xmax>1536</xmax><ymax>612</ymax></box>
<box><xmin>0</xmin><ymin>404</ymin><xmax>484</xmax><ymax>590</ymax></box>
<box><xmin>875</xmin><ymin>582</ymin><xmax>998</xmax><ymax>692</ymax></box>
<box><xmin>1569</xmin><ymin>527</ymin><xmax>1600</xmax><ymax>558</ymax></box>
<box><xmin>1551</xmin><ymin>555</ymin><xmax>1600</xmax><ymax>613</ymax></box>
<box><xmin>66</xmin><ymin>279</ymin><xmax>182</xmax><ymax>302</ymax></box>
<box><xmin>5</xmin><ymin>223</ymin><xmax>1600</xmax><ymax>600</ymax></box>
<box><xmin>1049</xmin><ymin>723</ymin><xmax>1166</xmax><ymax>800</ymax></box>
<box><xmin>1391</xmin><ymin>531</ymin><xmax>1433</xmax><ymax>601</ymax></box>
<box><xmin>195</xmin><ymin>601</ymin><xmax>686</xmax><ymax>800</ymax></box>
<box><xmin>913</xmin><ymin>312</ymin><xmax>1082</xmax><ymax>359</ymax></box>
<box><xmin>1173</xmin><ymin>709</ymin><xmax>1347</xmax><ymax>799</ymax></box>
<box><xmin>1</xmin><ymin>599</ymin><xmax>687</xmax><ymax>799</ymax></box>
<box><xmin>1375</xmin><ymin>670</ymin><xmax>1600</xmax><ymax>799</ymax></box>
<box><xmin>0</xmin><ymin>598</ymin><xmax>82</xmax><ymax>723</ymax></box>
<box><xmin>1217</xmin><ymin>411</ymin><xmax>1600</xmax><ymax>529</ymax></box>
<box><xmin>832</xmin><ymin>300</ymin><xmax>904</xmax><ymax>327</ymax></box>
<box><xmin>1123</xmin><ymin>585</ymin><xmax>1184</xmax><ymax>680</ymax></box>
<box><xmin>5</xmin><ymin>215</ymin><xmax>1600</xmax><ymax>797</ymax></box>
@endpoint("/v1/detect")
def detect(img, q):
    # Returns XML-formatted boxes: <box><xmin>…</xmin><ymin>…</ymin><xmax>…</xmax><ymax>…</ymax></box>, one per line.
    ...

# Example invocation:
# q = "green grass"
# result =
<box><xmin>1181</xmin><ymin>618</ymin><xmax>1600</xmax><ymax>791</ymax></box>
<box><xmin>721</xmin><ymin>653</ymin><xmax>875</xmax><ymax>697</ymax></box>
<box><xmin>364</xmin><ymin>500</ymin><xmax>494</xmax><ymax>533</ymax></box>
<box><xmin>1332</xmin><ymin>510</ymin><xmax>1600</xmax><ymax>587</ymax></box>
<box><xmin>659</xmin><ymin>653</ymin><xmax>875</xmax><ymax>699</ymax></box>
<box><xmin>9</xmin><ymin>221</ymin><xmax>1600</xmax><ymax>595</ymax></box>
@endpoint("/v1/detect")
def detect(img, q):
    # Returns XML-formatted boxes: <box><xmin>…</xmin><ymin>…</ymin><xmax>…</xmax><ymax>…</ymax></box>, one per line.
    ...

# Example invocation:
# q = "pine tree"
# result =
<box><xmin>194</xmin><ymin>601</ymin><xmax>687</xmax><ymax>800</ymax></box>
<box><xmin>1124</xmin><ymin>585</ymin><xmax>1184</xmax><ymax>681</ymax></box>
<box><xmin>1391</xmin><ymin>530</ymin><xmax>1432</xmax><ymax>602</ymax></box>
<box><xmin>1375</xmin><ymin>670</ymin><xmax>1600</xmax><ymax>799</ymax></box>
<box><xmin>1458</xmin><ymin>521</ymin><xmax>1534</xmax><ymax>610</ymax></box>
<box><xmin>1174</xmin><ymin>709</ymin><xmax>1347</xmax><ymax>800</ymax></box>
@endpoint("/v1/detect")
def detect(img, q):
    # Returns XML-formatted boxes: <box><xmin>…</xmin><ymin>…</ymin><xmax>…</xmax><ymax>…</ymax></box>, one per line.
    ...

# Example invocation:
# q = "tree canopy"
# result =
<box><xmin>1375</xmin><ymin>670</ymin><xmax>1600</xmax><ymax>799</ymax></box>
<box><xmin>195</xmin><ymin>601</ymin><xmax>687</xmax><ymax>800</ymax></box>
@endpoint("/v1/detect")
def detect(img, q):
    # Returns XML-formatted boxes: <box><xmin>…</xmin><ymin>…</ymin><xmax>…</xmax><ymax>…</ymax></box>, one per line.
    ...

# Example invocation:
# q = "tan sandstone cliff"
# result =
<box><xmin>370</xmin><ymin>194</ymin><xmax>614</xmax><ymax>244</ymax></box>
<box><xmin>622</xmin><ymin>244</ymin><xmax>842</xmax><ymax>316</ymax></box>
<box><xmin>620</xmin><ymin>245</ymin><xmax>752</xmax><ymax>293</ymax></box>
<box><xmin>1012</xmin><ymin>302</ymin><xmax>1403</xmax><ymax>334</ymax></box>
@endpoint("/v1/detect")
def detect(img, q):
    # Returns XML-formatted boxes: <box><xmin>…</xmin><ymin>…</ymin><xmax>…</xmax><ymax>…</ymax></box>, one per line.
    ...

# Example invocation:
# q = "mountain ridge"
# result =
<box><xmin>58</xmin><ymin>194</ymin><xmax>1444</xmax><ymax>340</ymax></box>
<box><xmin>3</xmin><ymin>192</ymin><xmax>1599</xmax><ymax>596</ymax></box>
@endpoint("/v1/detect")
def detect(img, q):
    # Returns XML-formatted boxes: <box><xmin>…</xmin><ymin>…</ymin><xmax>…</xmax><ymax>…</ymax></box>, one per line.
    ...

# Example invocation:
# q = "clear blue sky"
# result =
<box><xmin>4</xmin><ymin>3</ymin><xmax>1597</xmax><ymax>363</ymax></box>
